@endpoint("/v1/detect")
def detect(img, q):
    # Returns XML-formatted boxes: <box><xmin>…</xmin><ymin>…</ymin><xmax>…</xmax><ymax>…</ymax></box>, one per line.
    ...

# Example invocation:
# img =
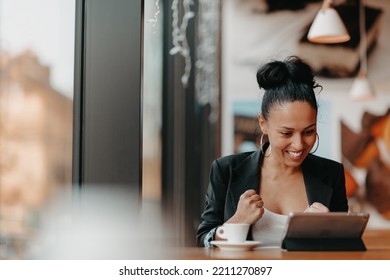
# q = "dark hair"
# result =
<box><xmin>256</xmin><ymin>55</ymin><xmax>322</xmax><ymax>121</ymax></box>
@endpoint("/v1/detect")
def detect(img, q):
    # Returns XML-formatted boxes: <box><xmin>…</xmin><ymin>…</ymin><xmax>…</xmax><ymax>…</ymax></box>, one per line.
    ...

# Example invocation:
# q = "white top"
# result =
<box><xmin>252</xmin><ymin>208</ymin><xmax>289</xmax><ymax>247</ymax></box>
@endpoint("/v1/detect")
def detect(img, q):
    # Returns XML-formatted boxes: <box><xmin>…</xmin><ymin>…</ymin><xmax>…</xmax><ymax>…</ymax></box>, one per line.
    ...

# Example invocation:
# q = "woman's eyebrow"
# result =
<box><xmin>277</xmin><ymin>123</ymin><xmax>316</xmax><ymax>130</ymax></box>
<box><xmin>304</xmin><ymin>123</ymin><xmax>316</xmax><ymax>130</ymax></box>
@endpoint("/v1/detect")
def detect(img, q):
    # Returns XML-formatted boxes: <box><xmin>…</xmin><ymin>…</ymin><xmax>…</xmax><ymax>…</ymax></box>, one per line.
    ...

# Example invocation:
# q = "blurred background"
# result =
<box><xmin>0</xmin><ymin>0</ymin><xmax>389</xmax><ymax>259</ymax></box>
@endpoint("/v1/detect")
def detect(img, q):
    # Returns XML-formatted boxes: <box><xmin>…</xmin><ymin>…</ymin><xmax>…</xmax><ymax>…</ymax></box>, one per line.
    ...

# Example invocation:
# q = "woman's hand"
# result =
<box><xmin>304</xmin><ymin>202</ymin><xmax>329</xmax><ymax>213</ymax></box>
<box><xmin>227</xmin><ymin>189</ymin><xmax>264</xmax><ymax>224</ymax></box>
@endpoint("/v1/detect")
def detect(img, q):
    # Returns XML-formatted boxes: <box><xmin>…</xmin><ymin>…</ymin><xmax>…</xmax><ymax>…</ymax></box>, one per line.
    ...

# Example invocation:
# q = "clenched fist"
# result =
<box><xmin>227</xmin><ymin>189</ymin><xmax>265</xmax><ymax>224</ymax></box>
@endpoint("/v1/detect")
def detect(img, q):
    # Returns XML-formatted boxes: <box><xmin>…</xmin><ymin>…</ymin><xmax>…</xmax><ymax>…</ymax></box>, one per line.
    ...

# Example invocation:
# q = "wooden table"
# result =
<box><xmin>169</xmin><ymin>230</ymin><xmax>390</xmax><ymax>260</ymax></box>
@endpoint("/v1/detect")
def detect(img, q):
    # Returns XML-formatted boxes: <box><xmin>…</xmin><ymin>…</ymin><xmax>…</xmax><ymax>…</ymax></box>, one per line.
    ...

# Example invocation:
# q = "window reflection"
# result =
<box><xmin>0</xmin><ymin>0</ymin><xmax>75</xmax><ymax>259</ymax></box>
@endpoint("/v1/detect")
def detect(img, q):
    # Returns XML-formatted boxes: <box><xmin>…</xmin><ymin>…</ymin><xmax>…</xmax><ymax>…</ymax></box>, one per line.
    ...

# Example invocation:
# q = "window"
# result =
<box><xmin>0</xmin><ymin>0</ymin><xmax>75</xmax><ymax>259</ymax></box>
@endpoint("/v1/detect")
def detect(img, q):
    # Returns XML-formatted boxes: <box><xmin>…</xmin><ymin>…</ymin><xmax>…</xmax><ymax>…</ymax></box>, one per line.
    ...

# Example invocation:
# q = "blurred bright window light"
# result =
<box><xmin>0</xmin><ymin>0</ymin><xmax>75</xmax><ymax>259</ymax></box>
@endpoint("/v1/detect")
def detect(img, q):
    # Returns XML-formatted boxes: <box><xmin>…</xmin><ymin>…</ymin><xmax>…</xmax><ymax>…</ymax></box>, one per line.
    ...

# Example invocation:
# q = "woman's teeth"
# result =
<box><xmin>288</xmin><ymin>151</ymin><xmax>303</xmax><ymax>158</ymax></box>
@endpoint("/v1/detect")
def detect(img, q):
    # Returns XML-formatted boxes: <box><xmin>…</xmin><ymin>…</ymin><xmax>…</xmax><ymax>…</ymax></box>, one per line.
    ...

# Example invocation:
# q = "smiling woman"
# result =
<box><xmin>258</xmin><ymin>101</ymin><xmax>317</xmax><ymax>167</ymax></box>
<box><xmin>197</xmin><ymin>56</ymin><xmax>348</xmax><ymax>248</ymax></box>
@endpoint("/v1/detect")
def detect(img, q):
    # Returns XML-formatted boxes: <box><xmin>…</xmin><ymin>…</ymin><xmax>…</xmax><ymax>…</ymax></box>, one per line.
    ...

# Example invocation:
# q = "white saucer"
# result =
<box><xmin>210</xmin><ymin>240</ymin><xmax>262</xmax><ymax>251</ymax></box>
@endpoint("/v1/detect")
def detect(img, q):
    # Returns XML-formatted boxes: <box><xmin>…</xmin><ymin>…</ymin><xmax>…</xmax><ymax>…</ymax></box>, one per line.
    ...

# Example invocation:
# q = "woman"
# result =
<box><xmin>197</xmin><ymin>56</ymin><xmax>349</xmax><ymax>247</ymax></box>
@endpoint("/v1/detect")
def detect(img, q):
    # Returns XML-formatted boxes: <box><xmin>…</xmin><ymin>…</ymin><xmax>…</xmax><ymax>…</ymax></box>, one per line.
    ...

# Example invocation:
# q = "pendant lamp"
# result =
<box><xmin>350</xmin><ymin>72</ymin><xmax>376</xmax><ymax>101</ymax></box>
<box><xmin>307</xmin><ymin>0</ymin><xmax>350</xmax><ymax>44</ymax></box>
<box><xmin>350</xmin><ymin>0</ymin><xmax>376</xmax><ymax>101</ymax></box>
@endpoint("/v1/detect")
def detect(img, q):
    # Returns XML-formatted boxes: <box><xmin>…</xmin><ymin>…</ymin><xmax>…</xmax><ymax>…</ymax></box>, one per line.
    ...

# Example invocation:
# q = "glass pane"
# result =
<box><xmin>142</xmin><ymin>0</ymin><xmax>163</xmax><ymax>202</ymax></box>
<box><xmin>0</xmin><ymin>0</ymin><xmax>75</xmax><ymax>259</ymax></box>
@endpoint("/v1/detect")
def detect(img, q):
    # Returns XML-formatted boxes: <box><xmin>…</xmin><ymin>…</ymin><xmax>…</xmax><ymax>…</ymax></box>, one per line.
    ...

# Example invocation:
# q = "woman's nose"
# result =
<box><xmin>291</xmin><ymin>134</ymin><xmax>304</xmax><ymax>149</ymax></box>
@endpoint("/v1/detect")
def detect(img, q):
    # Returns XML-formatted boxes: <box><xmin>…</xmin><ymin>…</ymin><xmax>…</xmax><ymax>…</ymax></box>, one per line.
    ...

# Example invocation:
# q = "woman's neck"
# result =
<box><xmin>262</xmin><ymin>154</ymin><xmax>301</xmax><ymax>178</ymax></box>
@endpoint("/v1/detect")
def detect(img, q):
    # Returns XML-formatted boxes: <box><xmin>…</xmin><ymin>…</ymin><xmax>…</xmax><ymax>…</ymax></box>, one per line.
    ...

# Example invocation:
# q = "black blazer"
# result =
<box><xmin>196</xmin><ymin>147</ymin><xmax>349</xmax><ymax>247</ymax></box>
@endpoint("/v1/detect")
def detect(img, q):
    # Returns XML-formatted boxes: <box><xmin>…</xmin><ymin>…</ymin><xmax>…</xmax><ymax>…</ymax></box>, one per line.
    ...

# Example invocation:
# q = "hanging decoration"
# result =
<box><xmin>147</xmin><ymin>0</ymin><xmax>161</xmax><ymax>33</ymax></box>
<box><xmin>195</xmin><ymin>0</ymin><xmax>220</xmax><ymax>123</ymax></box>
<box><xmin>170</xmin><ymin>0</ymin><xmax>194</xmax><ymax>87</ymax></box>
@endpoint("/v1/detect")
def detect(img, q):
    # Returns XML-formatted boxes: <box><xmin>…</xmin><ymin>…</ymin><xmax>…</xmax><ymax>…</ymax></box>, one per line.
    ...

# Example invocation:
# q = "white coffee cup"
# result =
<box><xmin>216</xmin><ymin>223</ymin><xmax>250</xmax><ymax>243</ymax></box>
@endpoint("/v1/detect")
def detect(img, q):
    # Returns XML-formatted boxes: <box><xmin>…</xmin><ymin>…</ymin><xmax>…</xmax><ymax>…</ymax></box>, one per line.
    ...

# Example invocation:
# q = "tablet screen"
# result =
<box><xmin>283</xmin><ymin>212</ymin><xmax>370</xmax><ymax>239</ymax></box>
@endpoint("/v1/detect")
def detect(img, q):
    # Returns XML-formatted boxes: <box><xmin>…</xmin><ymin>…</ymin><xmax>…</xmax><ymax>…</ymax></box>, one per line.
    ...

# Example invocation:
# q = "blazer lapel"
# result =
<box><xmin>302</xmin><ymin>157</ymin><xmax>333</xmax><ymax>208</ymax></box>
<box><xmin>228</xmin><ymin>150</ymin><xmax>262</xmax><ymax>212</ymax></box>
<box><xmin>226</xmin><ymin>149</ymin><xmax>334</xmax><ymax>214</ymax></box>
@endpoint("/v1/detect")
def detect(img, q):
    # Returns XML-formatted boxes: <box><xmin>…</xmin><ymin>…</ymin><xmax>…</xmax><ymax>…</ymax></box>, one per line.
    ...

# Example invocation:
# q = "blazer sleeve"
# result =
<box><xmin>330</xmin><ymin>162</ymin><xmax>349</xmax><ymax>212</ymax></box>
<box><xmin>196</xmin><ymin>159</ymin><xmax>228</xmax><ymax>247</ymax></box>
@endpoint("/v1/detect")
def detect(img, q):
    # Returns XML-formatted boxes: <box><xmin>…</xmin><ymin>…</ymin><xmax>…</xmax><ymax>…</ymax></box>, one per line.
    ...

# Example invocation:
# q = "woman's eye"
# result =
<box><xmin>304</xmin><ymin>130</ymin><xmax>315</xmax><ymax>136</ymax></box>
<box><xmin>280</xmin><ymin>132</ymin><xmax>292</xmax><ymax>137</ymax></box>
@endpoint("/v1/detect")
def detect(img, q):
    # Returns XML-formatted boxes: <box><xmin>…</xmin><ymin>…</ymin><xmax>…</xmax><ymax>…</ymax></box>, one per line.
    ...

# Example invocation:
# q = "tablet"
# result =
<box><xmin>281</xmin><ymin>212</ymin><xmax>370</xmax><ymax>251</ymax></box>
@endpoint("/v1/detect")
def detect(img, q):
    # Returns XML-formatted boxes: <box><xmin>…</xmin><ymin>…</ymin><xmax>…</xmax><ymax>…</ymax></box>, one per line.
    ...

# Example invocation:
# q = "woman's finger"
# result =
<box><xmin>255</xmin><ymin>200</ymin><xmax>264</xmax><ymax>208</ymax></box>
<box><xmin>305</xmin><ymin>202</ymin><xmax>329</xmax><ymax>213</ymax></box>
<box><xmin>240</xmin><ymin>189</ymin><xmax>257</xmax><ymax>199</ymax></box>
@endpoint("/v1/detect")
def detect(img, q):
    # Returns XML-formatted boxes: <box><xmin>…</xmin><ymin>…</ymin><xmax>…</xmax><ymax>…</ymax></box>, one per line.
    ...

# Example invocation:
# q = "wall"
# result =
<box><xmin>221</xmin><ymin>0</ymin><xmax>390</xmax><ymax>228</ymax></box>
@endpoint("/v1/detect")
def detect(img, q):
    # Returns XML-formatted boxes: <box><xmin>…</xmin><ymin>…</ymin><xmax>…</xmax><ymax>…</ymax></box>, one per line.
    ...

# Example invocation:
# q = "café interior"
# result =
<box><xmin>1</xmin><ymin>0</ymin><xmax>390</xmax><ymax>259</ymax></box>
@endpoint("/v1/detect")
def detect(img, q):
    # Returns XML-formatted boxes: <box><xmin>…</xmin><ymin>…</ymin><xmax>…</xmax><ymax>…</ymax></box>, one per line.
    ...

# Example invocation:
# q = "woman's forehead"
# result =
<box><xmin>267</xmin><ymin>101</ymin><xmax>317</xmax><ymax>126</ymax></box>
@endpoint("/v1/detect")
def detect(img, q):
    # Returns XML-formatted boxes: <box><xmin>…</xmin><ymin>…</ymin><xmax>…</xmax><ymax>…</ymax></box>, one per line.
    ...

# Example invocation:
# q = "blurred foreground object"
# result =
<box><xmin>33</xmin><ymin>185</ymin><xmax>173</xmax><ymax>259</ymax></box>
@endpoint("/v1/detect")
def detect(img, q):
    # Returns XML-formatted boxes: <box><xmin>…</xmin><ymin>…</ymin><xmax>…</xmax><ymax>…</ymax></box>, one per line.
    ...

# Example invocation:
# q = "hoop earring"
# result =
<box><xmin>311</xmin><ymin>133</ymin><xmax>320</xmax><ymax>154</ymax></box>
<box><xmin>260</xmin><ymin>133</ymin><xmax>271</xmax><ymax>158</ymax></box>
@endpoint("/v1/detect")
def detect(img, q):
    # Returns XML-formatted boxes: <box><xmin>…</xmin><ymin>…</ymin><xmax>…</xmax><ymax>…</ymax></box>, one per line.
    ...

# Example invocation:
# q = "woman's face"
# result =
<box><xmin>259</xmin><ymin>101</ymin><xmax>317</xmax><ymax>168</ymax></box>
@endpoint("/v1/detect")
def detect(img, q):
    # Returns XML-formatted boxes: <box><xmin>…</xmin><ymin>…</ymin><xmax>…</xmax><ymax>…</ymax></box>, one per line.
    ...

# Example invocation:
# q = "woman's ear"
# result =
<box><xmin>258</xmin><ymin>114</ymin><xmax>267</xmax><ymax>134</ymax></box>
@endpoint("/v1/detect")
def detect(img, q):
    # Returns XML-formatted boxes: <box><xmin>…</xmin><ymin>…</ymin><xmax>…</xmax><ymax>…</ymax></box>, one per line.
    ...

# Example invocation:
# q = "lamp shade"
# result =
<box><xmin>307</xmin><ymin>7</ymin><xmax>350</xmax><ymax>44</ymax></box>
<box><xmin>350</xmin><ymin>72</ymin><xmax>376</xmax><ymax>101</ymax></box>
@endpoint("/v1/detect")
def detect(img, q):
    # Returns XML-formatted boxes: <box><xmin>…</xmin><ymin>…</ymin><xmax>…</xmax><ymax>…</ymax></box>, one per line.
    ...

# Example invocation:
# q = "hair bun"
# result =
<box><xmin>256</xmin><ymin>60</ymin><xmax>290</xmax><ymax>90</ymax></box>
<box><xmin>257</xmin><ymin>56</ymin><xmax>321</xmax><ymax>121</ymax></box>
<box><xmin>256</xmin><ymin>56</ymin><xmax>316</xmax><ymax>90</ymax></box>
